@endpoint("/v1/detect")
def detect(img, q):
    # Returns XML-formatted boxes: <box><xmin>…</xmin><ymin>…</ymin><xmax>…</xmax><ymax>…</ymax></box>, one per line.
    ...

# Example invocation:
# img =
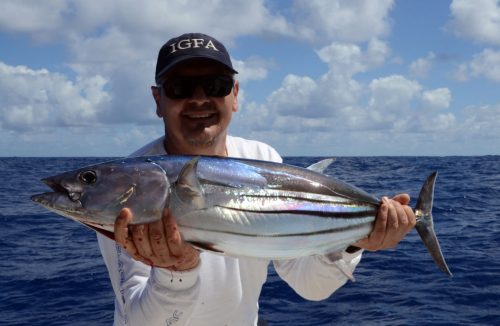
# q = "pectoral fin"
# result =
<box><xmin>174</xmin><ymin>157</ymin><xmax>206</xmax><ymax>209</ymax></box>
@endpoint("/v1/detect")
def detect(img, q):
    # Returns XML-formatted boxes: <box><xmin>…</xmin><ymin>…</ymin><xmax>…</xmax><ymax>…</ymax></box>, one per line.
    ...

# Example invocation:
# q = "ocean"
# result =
<box><xmin>1</xmin><ymin>156</ymin><xmax>499</xmax><ymax>325</ymax></box>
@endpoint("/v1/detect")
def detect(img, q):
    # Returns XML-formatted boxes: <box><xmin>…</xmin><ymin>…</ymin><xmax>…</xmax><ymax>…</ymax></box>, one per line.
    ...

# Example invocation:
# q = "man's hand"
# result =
<box><xmin>353</xmin><ymin>194</ymin><xmax>416</xmax><ymax>251</ymax></box>
<box><xmin>114</xmin><ymin>208</ymin><xmax>200</xmax><ymax>271</ymax></box>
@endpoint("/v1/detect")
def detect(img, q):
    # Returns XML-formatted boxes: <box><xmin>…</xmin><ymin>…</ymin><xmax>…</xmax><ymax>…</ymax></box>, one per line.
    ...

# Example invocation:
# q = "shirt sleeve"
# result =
<box><xmin>97</xmin><ymin>233</ymin><xmax>200</xmax><ymax>325</ymax></box>
<box><xmin>273</xmin><ymin>250</ymin><xmax>363</xmax><ymax>301</ymax></box>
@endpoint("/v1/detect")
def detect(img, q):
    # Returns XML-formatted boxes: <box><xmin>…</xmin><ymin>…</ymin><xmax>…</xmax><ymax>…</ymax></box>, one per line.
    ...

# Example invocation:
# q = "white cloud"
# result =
<box><xmin>0</xmin><ymin>0</ymin><xmax>298</xmax><ymax>129</ymax></box>
<box><xmin>3</xmin><ymin>105</ymin><xmax>49</xmax><ymax>131</ymax></box>
<box><xmin>454</xmin><ymin>48</ymin><xmax>500</xmax><ymax>82</ymax></box>
<box><xmin>313</xmin><ymin>39</ymin><xmax>390</xmax><ymax>113</ymax></box>
<box><xmin>268</xmin><ymin>74</ymin><xmax>318</xmax><ymax>117</ymax></box>
<box><xmin>317</xmin><ymin>39</ymin><xmax>389</xmax><ymax>74</ymax></box>
<box><xmin>432</xmin><ymin>113</ymin><xmax>456</xmax><ymax>131</ymax></box>
<box><xmin>237</xmin><ymin>39</ymin><xmax>392</xmax><ymax>135</ymax></box>
<box><xmin>237</xmin><ymin>105</ymin><xmax>499</xmax><ymax>156</ymax></box>
<box><xmin>368</xmin><ymin>79</ymin><xmax>456</xmax><ymax>133</ymax></box>
<box><xmin>241</xmin><ymin>70</ymin><xmax>435</xmax><ymax>143</ymax></box>
<box><xmin>462</xmin><ymin>104</ymin><xmax>500</xmax><ymax>137</ymax></box>
<box><xmin>237</xmin><ymin>68</ymin><xmax>459</xmax><ymax>146</ymax></box>
<box><xmin>0</xmin><ymin>0</ymin><xmax>291</xmax><ymax>43</ymax></box>
<box><xmin>422</xmin><ymin>88</ymin><xmax>452</xmax><ymax>109</ymax></box>
<box><xmin>317</xmin><ymin>43</ymin><xmax>364</xmax><ymax>72</ymax></box>
<box><xmin>0</xmin><ymin>0</ymin><xmax>397</xmax><ymax>131</ymax></box>
<box><xmin>410</xmin><ymin>52</ymin><xmax>436</xmax><ymax>78</ymax></box>
<box><xmin>365</xmin><ymin>38</ymin><xmax>392</xmax><ymax>67</ymax></box>
<box><xmin>369</xmin><ymin>75</ymin><xmax>422</xmax><ymax>112</ymax></box>
<box><xmin>448</xmin><ymin>0</ymin><xmax>500</xmax><ymax>45</ymax></box>
<box><xmin>237</xmin><ymin>41</ymin><xmax>459</xmax><ymax>150</ymax></box>
<box><xmin>232</xmin><ymin>57</ymin><xmax>271</xmax><ymax>83</ymax></box>
<box><xmin>469</xmin><ymin>49</ymin><xmax>500</xmax><ymax>82</ymax></box>
<box><xmin>0</xmin><ymin>0</ymin><xmax>67</xmax><ymax>38</ymax></box>
<box><xmin>292</xmin><ymin>0</ymin><xmax>395</xmax><ymax>43</ymax></box>
<box><xmin>0</xmin><ymin>61</ymin><xmax>110</xmax><ymax>131</ymax></box>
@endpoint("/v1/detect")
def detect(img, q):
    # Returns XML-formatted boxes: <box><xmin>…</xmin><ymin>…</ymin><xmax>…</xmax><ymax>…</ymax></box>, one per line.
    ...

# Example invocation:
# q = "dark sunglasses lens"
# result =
<box><xmin>163</xmin><ymin>79</ymin><xmax>193</xmax><ymax>99</ymax></box>
<box><xmin>202</xmin><ymin>76</ymin><xmax>234</xmax><ymax>97</ymax></box>
<box><xmin>162</xmin><ymin>75</ymin><xmax>234</xmax><ymax>99</ymax></box>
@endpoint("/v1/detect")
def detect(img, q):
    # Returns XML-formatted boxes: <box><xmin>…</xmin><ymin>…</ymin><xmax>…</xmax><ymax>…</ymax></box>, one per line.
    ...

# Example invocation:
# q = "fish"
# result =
<box><xmin>31</xmin><ymin>155</ymin><xmax>452</xmax><ymax>276</ymax></box>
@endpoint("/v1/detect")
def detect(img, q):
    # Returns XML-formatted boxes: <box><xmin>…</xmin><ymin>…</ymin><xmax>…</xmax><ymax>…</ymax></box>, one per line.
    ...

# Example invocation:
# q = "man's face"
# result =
<box><xmin>153</xmin><ymin>60</ymin><xmax>239</xmax><ymax>155</ymax></box>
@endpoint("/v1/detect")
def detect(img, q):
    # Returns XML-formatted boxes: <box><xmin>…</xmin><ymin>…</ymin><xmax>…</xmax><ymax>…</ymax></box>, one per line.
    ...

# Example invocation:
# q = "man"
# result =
<box><xmin>97</xmin><ymin>33</ymin><xmax>415</xmax><ymax>325</ymax></box>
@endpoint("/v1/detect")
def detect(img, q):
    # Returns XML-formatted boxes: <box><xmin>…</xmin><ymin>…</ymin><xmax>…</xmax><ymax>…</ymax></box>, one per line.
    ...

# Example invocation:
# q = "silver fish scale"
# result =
<box><xmin>174</xmin><ymin>182</ymin><xmax>377</xmax><ymax>258</ymax></box>
<box><xmin>178</xmin><ymin>207</ymin><xmax>375</xmax><ymax>259</ymax></box>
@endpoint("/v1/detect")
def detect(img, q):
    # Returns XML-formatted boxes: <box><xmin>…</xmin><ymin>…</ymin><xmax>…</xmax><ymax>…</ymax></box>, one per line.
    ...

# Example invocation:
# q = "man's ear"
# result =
<box><xmin>151</xmin><ymin>86</ymin><xmax>162</xmax><ymax>117</ymax></box>
<box><xmin>232</xmin><ymin>80</ymin><xmax>239</xmax><ymax>112</ymax></box>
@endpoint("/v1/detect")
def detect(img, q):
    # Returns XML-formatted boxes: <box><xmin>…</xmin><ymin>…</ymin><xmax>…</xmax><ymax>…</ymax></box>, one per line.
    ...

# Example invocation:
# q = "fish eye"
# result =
<box><xmin>79</xmin><ymin>170</ymin><xmax>97</xmax><ymax>184</ymax></box>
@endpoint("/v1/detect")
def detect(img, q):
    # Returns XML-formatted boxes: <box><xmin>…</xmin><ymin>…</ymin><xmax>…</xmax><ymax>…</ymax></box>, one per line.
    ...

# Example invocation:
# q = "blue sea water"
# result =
<box><xmin>1</xmin><ymin>156</ymin><xmax>499</xmax><ymax>326</ymax></box>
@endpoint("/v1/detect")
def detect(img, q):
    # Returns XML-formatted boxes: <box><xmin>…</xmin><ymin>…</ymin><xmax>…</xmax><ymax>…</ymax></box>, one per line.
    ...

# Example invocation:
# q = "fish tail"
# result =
<box><xmin>414</xmin><ymin>171</ymin><xmax>452</xmax><ymax>276</ymax></box>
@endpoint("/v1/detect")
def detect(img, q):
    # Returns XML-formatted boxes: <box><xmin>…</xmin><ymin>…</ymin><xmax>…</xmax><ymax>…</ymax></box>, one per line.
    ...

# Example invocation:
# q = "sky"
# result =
<box><xmin>0</xmin><ymin>0</ymin><xmax>499</xmax><ymax>157</ymax></box>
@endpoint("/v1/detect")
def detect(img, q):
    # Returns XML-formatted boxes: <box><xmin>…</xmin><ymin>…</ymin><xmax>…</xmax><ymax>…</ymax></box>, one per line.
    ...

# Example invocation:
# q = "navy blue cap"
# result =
<box><xmin>155</xmin><ymin>33</ymin><xmax>238</xmax><ymax>83</ymax></box>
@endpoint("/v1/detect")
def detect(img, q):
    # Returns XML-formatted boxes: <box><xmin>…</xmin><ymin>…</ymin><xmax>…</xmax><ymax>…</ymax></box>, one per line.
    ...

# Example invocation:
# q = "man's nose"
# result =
<box><xmin>189</xmin><ymin>85</ymin><xmax>209</xmax><ymax>102</ymax></box>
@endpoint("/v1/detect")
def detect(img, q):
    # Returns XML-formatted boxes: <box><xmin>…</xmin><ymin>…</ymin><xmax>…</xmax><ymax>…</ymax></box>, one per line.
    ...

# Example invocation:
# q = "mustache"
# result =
<box><xmin>183</xmin><ymin>102</ymin><xmax>217</xmax><ymax>113</ymax></box>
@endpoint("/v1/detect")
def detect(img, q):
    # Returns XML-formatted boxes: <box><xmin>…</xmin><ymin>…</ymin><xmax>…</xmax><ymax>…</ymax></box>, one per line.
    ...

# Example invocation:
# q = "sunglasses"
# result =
<box><xmin>159</xmin><ymin>74</ymin><xmax>235</xmax><ymax>99</ymax></box>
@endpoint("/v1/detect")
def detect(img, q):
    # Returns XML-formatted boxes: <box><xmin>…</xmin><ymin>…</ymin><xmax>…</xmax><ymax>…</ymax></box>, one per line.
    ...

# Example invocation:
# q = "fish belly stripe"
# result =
<box><xmin>219</xmin><ymin>206</ymin><xmax>376</xmax><ymax>219</ymax></box>
<box><xmin>243</xmin><ymin>193</ymin><xmax>356</xmax><ymax>204</ymax></box>
<box><xmin>216</xmin><ymin>190</ymin><xmax>378</xmax><ymax>216</ymax></box>
<box><xmin>231</xmin><ymin>190</ymin><xmax>363</xmax><ymax>205</ymax></box>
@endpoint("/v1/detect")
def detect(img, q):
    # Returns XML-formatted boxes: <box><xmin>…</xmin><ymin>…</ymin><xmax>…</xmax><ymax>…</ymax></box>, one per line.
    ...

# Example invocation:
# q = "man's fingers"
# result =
<box><xmin>383</xmin><ymin>198</ymin><xmax>399</xmax><ymax>248</ymax></box>
<box><xmin>392</xmin><ymin>193</ymin><xmax>410</xmax><ymax>206</ymax></box>
<box><xmin>114</xmin><ymin>208</ymin><xmax>132</xmax><ymax>246</ymax></box>
<box><xmin>354</xmin><ymin>194</ymin><xmax>417</xmax><ymax>252</ymax></box>
<box><xmin>114</xmin><ymin>208</ymin><xmax>199</xmax><ymax>270</ymax></box>
<box><xmin>132</xmin><ymin>224</ymin><xmax>154</xmax><ymax>259</ymax></box>
<box><xmin>162</xmin><ymin>208</ymin><xmax>199</xmax><ymax>270</ymax></box>
<box><xmin>163</xmin><ymin>208</ymin><xmax>183</xmax><ymax>257</ymax></box>
<box><xmin>358</xmin><ymin>197</ymin><xmax>389</xmax><ymax>251</ymax></box>
<box><xmin>383</xmin><ymin>200</ymin><xmax>407</xmax><ymax>248</ymax></box>
<box><xmin>149</xmin><ymin>218</ymin><xmax>171</xmax><ymax>265</ymax></box>
<box><xmin>394</xmin><ymin>201</ymin><xmax>409</xmax><ymax>228</ymax></box>
<box><xmin>404</xmin><ymin>205</ymin><xmax>416</xmax><ymax>228</ymax></box>
<box><xmin>114</xmin><ymin>208</ymin><xmax>142</xmax><ymax>261</ymax></box>
<box><xmin>373</xmin><ymin>197</ymin><xmax>390</xmax><ymax>241</ymax></box>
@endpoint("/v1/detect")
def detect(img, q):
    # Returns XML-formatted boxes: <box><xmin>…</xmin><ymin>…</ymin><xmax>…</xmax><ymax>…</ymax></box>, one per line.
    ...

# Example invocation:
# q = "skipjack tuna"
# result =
<box><xmin>32</xmin><ymin>155</ymin><xmax>452</xmax><ymax>276</ymax></box>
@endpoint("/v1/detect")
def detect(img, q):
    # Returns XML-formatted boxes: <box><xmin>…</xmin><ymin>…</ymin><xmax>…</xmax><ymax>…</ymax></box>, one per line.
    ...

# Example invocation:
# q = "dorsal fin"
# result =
<box><xmin>307</xmin><ymin>158</ymin><xmax>336</xmax><ymax>173</ymax></box>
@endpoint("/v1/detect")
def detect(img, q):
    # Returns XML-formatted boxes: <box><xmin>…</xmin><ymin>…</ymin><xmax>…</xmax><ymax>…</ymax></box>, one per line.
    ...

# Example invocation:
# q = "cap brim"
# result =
<box><xmin>156</xmin><ymin>56</ymin><xmax>238</xmax><ymax>83</ymax></box>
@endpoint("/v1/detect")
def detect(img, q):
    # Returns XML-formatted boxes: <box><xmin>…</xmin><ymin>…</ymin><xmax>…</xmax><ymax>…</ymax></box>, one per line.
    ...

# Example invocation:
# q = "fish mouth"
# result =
<box><xmin>31</xmin><ymin>190</ymin><xmax>116</xmax><ymax>240</ymax></box>
<box><xmin>31</xmin><ymin>191</ymin><xmax>83</xmax><ymax>211</ymax></box>
<box><xmin>42</xmin><ymin>177</ymin><xmax>66</xmax><ymax>193</ymax></box>
<box><xmin>31</xmin><ymin>177</ymin><xmax>84</xmax><ymax>211</ymax></box>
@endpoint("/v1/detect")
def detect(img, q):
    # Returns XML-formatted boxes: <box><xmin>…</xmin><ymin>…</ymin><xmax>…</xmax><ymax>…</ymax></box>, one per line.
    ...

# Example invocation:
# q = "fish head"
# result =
<box><xmin>32</xmin><ymin>159</ymin><xmax>170</xmax><ymax>232</ymax></box>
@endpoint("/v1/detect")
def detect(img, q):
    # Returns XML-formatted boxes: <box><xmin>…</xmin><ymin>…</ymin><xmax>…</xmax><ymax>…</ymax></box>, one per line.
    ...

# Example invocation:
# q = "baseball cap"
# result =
<box><xmin>155</xmin><ymin>33</ymin><xmax>238</xmax><ymax>83</ymax></box>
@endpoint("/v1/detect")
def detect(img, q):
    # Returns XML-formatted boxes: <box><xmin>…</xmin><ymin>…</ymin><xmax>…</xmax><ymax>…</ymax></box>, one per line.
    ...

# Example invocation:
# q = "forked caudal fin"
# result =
<box><xmin>414</xmin><ymin>171</ymin><xmax>453</xmax><ymax>276</ymax></box>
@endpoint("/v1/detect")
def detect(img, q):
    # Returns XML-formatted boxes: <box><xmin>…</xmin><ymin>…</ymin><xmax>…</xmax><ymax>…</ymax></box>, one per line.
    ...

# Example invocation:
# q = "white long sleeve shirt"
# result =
<box><xmin>97</xmin><ymin>135</ymin><xmax>363</xmax><ymax>325</ymax></box>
